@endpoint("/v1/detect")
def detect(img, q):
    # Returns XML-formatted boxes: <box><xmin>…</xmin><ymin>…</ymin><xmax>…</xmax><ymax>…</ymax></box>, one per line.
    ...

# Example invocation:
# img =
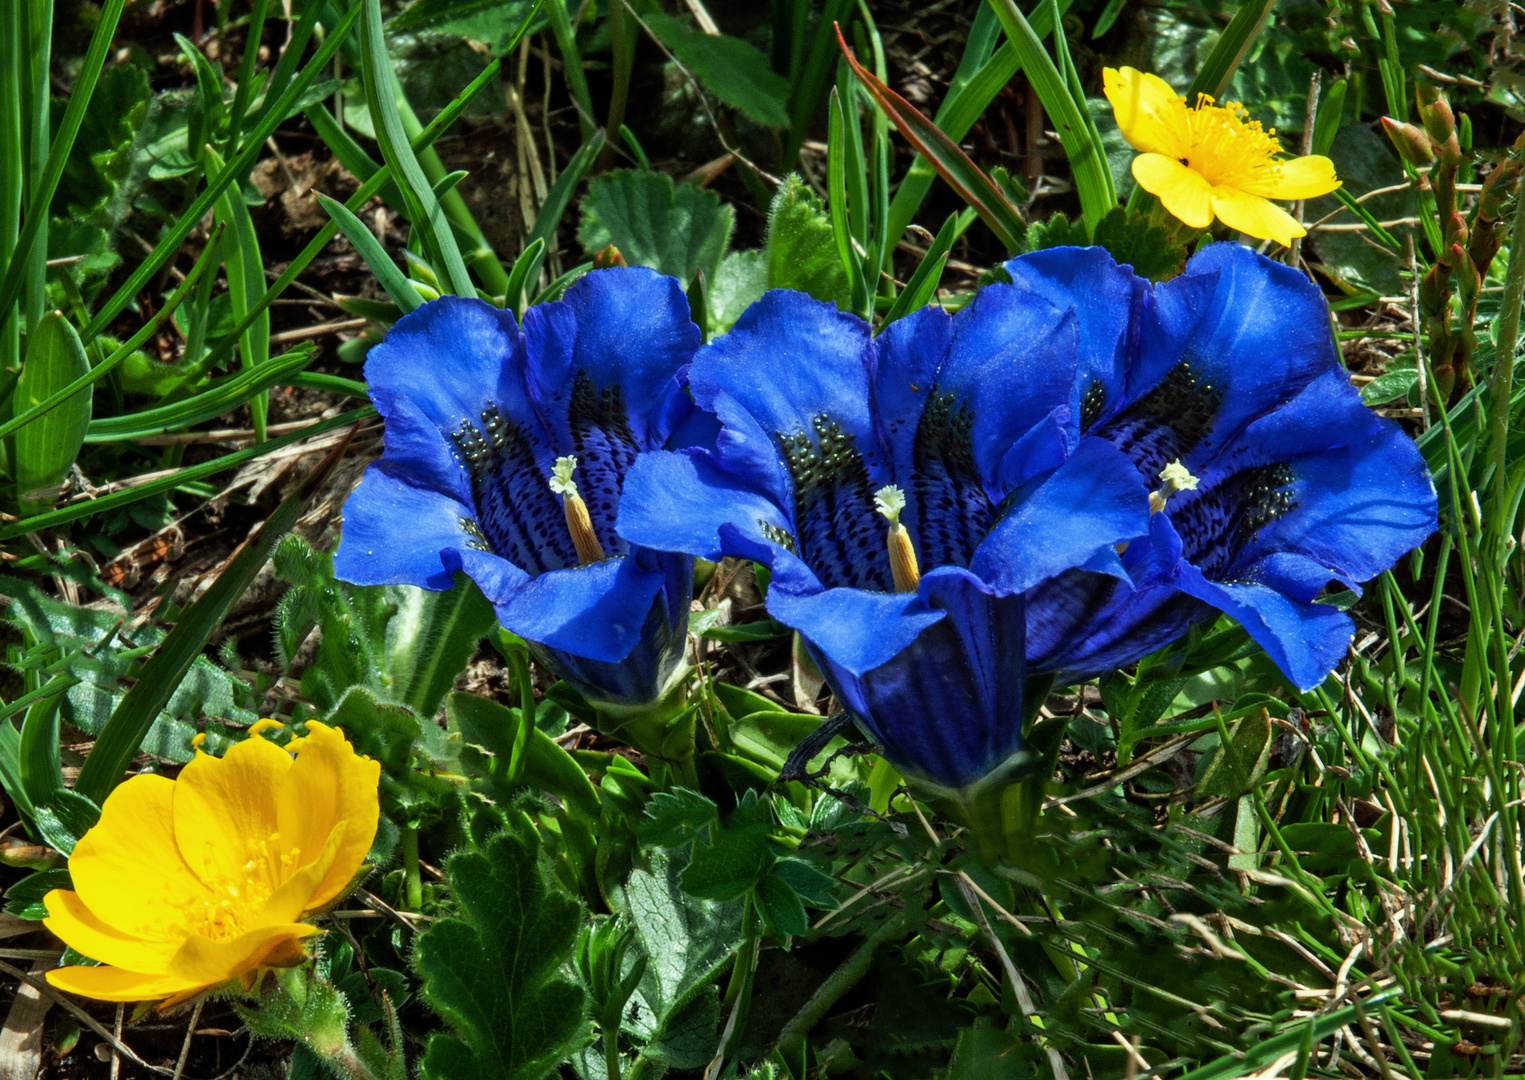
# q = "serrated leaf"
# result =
<box><xmin>1029</xmin><ymin>211</ymin><xmax>1090</xmax><ymax>250</ymax></box>
<box><xmin>639</xmin><ymin>788</ymin><xmax>719</xmax><ymax>849</ymax></box>
<box><xmin>578</xmin><ymin>170</ymin><xmax>732</xmax><ymax>288</ymax></box>
<box><xmin>416</xmin><ymin>825</ymin><xmax>586</xmax><ymax>1080</ymax></box>
<box><xmin>1089</xmin><ymin>207</ymin><xmax>1187</xmax><ymax>281</ymax></box>
<box><xmin>644</xmin><ymin>15</ymin><xmax>790</xmax><ymax>128</ymax></box>
<box><xmin>765</xmin><ymin>175</ymin><xmax>851</xmax><ymax>308</ymax></box>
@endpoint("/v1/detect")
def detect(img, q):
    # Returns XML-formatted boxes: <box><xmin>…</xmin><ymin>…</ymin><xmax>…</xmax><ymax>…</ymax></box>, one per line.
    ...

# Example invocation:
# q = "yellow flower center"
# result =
<box><xmin>1181</xmin><ymin>95</ymin><xmax>1286</xmax><ymax>191</ymax></box>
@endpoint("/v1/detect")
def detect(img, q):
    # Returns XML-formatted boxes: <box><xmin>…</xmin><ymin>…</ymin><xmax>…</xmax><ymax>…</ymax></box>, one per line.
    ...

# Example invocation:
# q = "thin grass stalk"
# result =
<box><xmin>21</xmin><ymin>0</ymin><xmax>51</xmax><ymax>337</ymax></box>
<box><xmin>0</xmin><ymin>0</ymin><xmax>127</xmax><ymax>339</ymax></box>
<box><xmin>0</xmin><ymin>2</ymin><xmax>23</xmax><ymax>376</ymax></box>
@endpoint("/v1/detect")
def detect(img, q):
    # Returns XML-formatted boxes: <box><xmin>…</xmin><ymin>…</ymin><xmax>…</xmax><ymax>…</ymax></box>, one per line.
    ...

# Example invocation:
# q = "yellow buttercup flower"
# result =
<box><xmin>1103</xmin><ymin>66</ymin><xmax>1340</xmax><ymax>246</ymax></box>
<box><xmin>43</xmin><ymin>723</ymin><xmax>380</xmax><ymax>1006</ymax></box>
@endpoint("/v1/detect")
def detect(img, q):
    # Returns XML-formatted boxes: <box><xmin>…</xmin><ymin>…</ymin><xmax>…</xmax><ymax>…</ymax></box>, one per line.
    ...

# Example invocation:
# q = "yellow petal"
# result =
<box><xmin>276</xmin><ymin>723</ymin><xmax>380</xmax><ymax>911</ymax></box>
<box><xmin>1210</xmin><ymin>185</ymin><xmax>1305</xmax><ymax>246</ymax></box>
<box><xmin>43</xmin><ymin>891</ymin><xmax>179</xmax><ymax>975</ymax></box>
<box><xmin>257</xmin><ymin>820</ymin><xmax>347</xmax><ymax>926</ymax></box>
<box><xmin>1248</xmin><ymin>154</ymin><xmax>1341</xmax><ymax>200</ymax></box>
<box><xmin>167</xmin><ymin>922</ymin><xmax>319</xmax><ymax>987</ymax></box>
<box><xmin>1103</xmin><ymin>67</ymin><xmax>1187</xmax><ymax>157</ymax></box>
<box><xmin>1132</xmin><ymin>154</ymin><xmax>1213</xmax><ymax>229</ymax></box>
<box><xmin>46</xmin><ymin>965</ymin><xmax>202</xmax><ymax>1003</ymax></box>
<box><xmin>69</xmin><ymin>774</ymin><xmax>211</xmax><ymax>943</ymax></box>
<box><xmin>173</xmin><ymin>735</ymin><xmax>292</xmax><ymax>901</ymax></box>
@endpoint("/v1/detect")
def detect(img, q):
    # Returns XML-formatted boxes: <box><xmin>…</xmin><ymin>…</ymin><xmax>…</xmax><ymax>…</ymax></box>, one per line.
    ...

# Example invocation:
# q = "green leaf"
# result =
<box><xmin>644</xmin><ymin>15</ymin><xmax>791</xmax><ymax>128</ymax></box>
<box><xmin>577</xmin><ymin>169</ymin><xmax>733</xmax><ymax>289</ymax></box>
<box><xmin>53</xmin><ymin>64</ymin><xmax>153</xmax><ymax>222</ymax></box>
<box><xmin>13</xmin><ymin>312</ymin><xmax>91</xmax><ymax>510</ymax></box>
<box><xmin>385</xmin><ymin>579</ymin><xmax>497</xmax><ymax>720</ymax></box>
<box><xmin>416</xmin><ymin>823</ymin><xmax>586</xmax><ymax>1080</ymax></box>
<box><xmin>390</xmin><ymin>0</ymin><xmax>538</xmax><ymax>36</ymax></box>
<box><xmin>754</xmin><ymin>871</ymin><xmax>808</xmax><ymax>937</ymax></box>
<box><xmin>1197</xmin><ymin>711</ymin><xmax>1273</xmax><ymax>800</ymax></box>
<box><xmin>639</xmin><ymin>788</ymin><xmax>719</xmax><ymax>849</ymax></box>
<box><xmin>30</xmin><ymin>790</ymin><xmax>101</xmax><ymax>858</ymax></box>
<box><xmin>83</xmin><ymin>349</ymin><xmax>315</xmax><ymax>441</ymax></box>
<box><xmin>1362</xmin><ymin>369</ymin><xmax>1419</xmax><ymax>406</ymax></box>
<box><xmin>1088</xmin><ymin>207</ymin><xmax>1187</xmax><ymax>282</ymax></box>
<box><xmin>448</xmin><ymin>692</ymin><xmax>600</xmax><ymax>817</ymax></box>
<box><xmin>679</xmin><ymin>793</ymin><xmax>776</xmax><ymax>903</ymax></box>
<box><xmin>765</xmin><ymin>175</ymin><xmax>851</xmax><ymax>309</ymax></box>
<box><xmin>621</xmin><ymin>849</ymin><xmax>742</xmax><ymax>1068</ymax></box>
<box><xmin>1029</xmin><ymin>210</ymin><xmax>1090</xmax><ymax>249</ymax></box>
<box><xmin>708</xmin><ymin>249</ymin><xmax>767</xmax><ymax>333</ymax></box>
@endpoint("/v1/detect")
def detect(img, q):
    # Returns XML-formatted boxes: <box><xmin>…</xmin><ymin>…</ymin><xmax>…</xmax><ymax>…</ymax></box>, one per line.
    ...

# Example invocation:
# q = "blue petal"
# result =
<box><xmin>1186</xmin><ymin>368</ymin><xmax>1437</xmax><ymax>584</ymax></box>
<box><xmin>1122</xmin><ymin>243</ymin><xmax>1341</xmax><ymax>466</ymax></box>
<box><xmin>335</xmin><ymin>464</ymin><xmax>519</xmax><ymax>593</ymax></box>
<box><xmin>370</xmin><ymin>392</ymin><xmax>473</xmax><ymax>506</ymax></box>
<box><xmin>364</xmin><ymin>296</ymin><xmax>524</xmax><ymax>438</ymax></box>
<box><xmin>1024</xmin><ymin>513</ymin><xmax>1202</xmax><ymax>678</ymax></box>
<box><xmin>1002</xmin><ymin>245</ymin><xmax>1146</xmax><ymax>433</ymax></box>
<box><xmin>809</xmin><ymin>567</ymin><xmax>1025</xmax><ymax>789</ymax></box>
<box><xmin>692</xmin><ymin>290</ymin><xmax>878</xmax><ymax>509</ymax></box>
<box><xmin>1173</xmin><ymin>560</ymin><xmax>1353</xmax><ymax>691</ymax></box>
<box><xmin>765</xmin><ymin>583</ymin><xmax>945</xmax><ymax>679</ymax></box>
<box><xmin>971</xmin><ymin>437</ymin><xmax>1150</xmax><ymax>593</ymax></box>
<box><xmin>868</xmin><ymin>302</ymin><xmax>951</xmax><ymax>470</ymax></box>
<box><xmin>616</xmin><ymin>449</ymin><xmax>794</xmax><ymax>563</ymax></box>
<box><xmin>523</xmin><ymin>549</ymin><xmax>693</xmax><ymax>706</ymax></box>
<box><xmin>933</xmin><ymin>281</ymin><xmax>1079</xmax><ymax>478</ymax></box>
<box><xmin>521</xmin><ymin>266</ymin><xmax>701</xmax><ymax>449</ymax></box>
<box><xmin>495</xmin><ymin>553</ymin><xmax>671</xmax><ymax>664</ymax></box>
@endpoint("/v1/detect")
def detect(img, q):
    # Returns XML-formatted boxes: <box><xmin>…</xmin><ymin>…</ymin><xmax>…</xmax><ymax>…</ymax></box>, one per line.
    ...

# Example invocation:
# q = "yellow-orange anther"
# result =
<box><xmin>550</xmin><ymin>455</ymin><xmax>607</xmax><ymax>565</ymax></box>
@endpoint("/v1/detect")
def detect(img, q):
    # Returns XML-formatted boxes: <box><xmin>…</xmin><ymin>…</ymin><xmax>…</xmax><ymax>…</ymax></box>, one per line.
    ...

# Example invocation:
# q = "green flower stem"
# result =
<box><xmin>589</xmin><ymin>670</ymin><xmax>701</xmax><ymax>789</ymax></box>
<box><xmin>775</xmin><ymin>910</ymin><xmax>903</xmax><ymax>1057</ymax></box>
<box><xmin>401</xmin><ymin>825</ymin><xmax>423</xmax><ymax>911</ymax></box>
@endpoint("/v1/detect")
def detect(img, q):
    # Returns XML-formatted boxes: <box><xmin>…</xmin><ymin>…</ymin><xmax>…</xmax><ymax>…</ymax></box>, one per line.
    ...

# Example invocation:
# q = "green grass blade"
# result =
<box><xmin>528</xmin><ymin>130</ymin><xmax>606</xmax><ymax>248</ymax></box>
<box><xmin>249</xmin><ymin>0</ymin><xmax>329</xmax><ymax>135</ymax></box>
<box><xmin>74</xmin><ymin>427</ymin><xmax>361</xmax><ymax>804</ymax></box>
<box><xmin>1183</xmin><ymin>0</ymin><xmax>1275</xmax><ymax>104</ymax></box>
<box><xmin>985</xmin><ymin>0</ymin><xmax>1114</xmax><ymax>231</ymax></box>
<box><xmin>21</xmin><ymin>0</ymin><xmax>51</xmax><ymax>337</ymax></box>
<box><xmin>506</xmin><ymin>238</ymin><xmax>547</xmax><ymax>316</ymax></box>
<box><xmin>18</xmin><ymin>687</ymin><xmax>63</xmax><ymax>810</ymax></box>
<box><xmin>83</xmin><ymin>349</ymin><xmax>316</xmax><ymax>442</ymax></box>
<box><xmin>76</xmin><ymin>0</ymin><xmax>361</xmax><ymax>344</ymax></box>
<box><xmin>880</xmin><ymin>209</ymin><xmax>972</xmax><ymax>327</ymax></box>
<box><xmin>838</xmin><ymin>28</ymin><xmax>1025</xmax><ymax>253</ymax></box>
<box><xmin>0</xmin><ymin>2</ymin><xmax>26</xmax><ymax>378</ymax></box>
<box><xmin>884</xmin><ymin>0</ymin><xmax>1072</xmax><ymax>250</ymax></box>
<box><xmin>545</xmin><ymin>0</ymin><xmax>596</xmax><ymax>140</ymax></box>
<box><xmin>827</xmin><ymin>89</ymin><xmax>869</xmax><ymax>318</ymax></box>
<box><xmin>13</xmin><ymin>312</ymin><xmax>90</xmax><ymax>511</ymax></box>
<box><xmin>784</xmin><ymin>0</ymin><xmax>855</xmax><ymax>166</ymax></box>
<box><xmin>0</xmin><ymin>0</ymin><xmax>127</xmax><ymax>341</ymax></box>
<box><xmin>206</xmin><ymin>144</ymin><xmax>273</xmax><ymax>441</ymax></box>
<box><xmin>0</xmin><ymin>406</ymin><xmax>373</xmax><ymax>542</ymax></box>
<box><xmin>226</xmin><ymin>0</ymin><xmax>271</xmax><ymax>147</ymax></box>
<box><xmin>0</xmin><ymin>232</ymin><xmax>221</xmax><ymax>444</ymax></box>
<box><xmin>358</xmin><ymin>0</ymin><xmax>474</xmax><ymax>298</ymax></box>
<box><xmin>315</xmin><ymin>191</ymin><xmax>425</xmax><ymax>311</ymax></box>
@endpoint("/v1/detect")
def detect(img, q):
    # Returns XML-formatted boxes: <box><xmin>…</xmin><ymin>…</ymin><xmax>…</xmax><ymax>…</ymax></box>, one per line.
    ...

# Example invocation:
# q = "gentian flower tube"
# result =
<box><xmin>335</xmin><ymin>268</ymin><xmax>703</xmax><ymax>744</ymax></box>
<box><xmin>1007</xmin><ymin>243</ymin><xmax>1437</xmax><ymax>690</ymax></box>
<box><xmin>616</xmin><ymin>284</ymin><xmax>1152</xmax><ymax>797</ymax></box>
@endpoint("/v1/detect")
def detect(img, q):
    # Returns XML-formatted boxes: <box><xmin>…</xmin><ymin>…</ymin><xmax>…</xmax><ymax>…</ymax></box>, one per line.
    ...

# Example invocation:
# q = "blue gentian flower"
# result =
<box><xmin>1008</xmin><ymin>243</ymin><xmax>1437</xmax><ymax>690</ymax></box>
<box><xmin>616</xmin><ymin>284</ymin><xmax>1151</xmax><ymax>791</ymax></box>
<box><xmin>335</xmin><ymin>267</ymin><xmax>703</xmax><ymax>710</ymax></box>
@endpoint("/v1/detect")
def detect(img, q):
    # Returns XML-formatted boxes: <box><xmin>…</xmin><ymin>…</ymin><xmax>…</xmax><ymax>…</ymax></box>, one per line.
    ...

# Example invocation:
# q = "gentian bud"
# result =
<box><xmin>1381</xmin><ymin>117</ymin><xmax>1435</xmax><ymax>167</ymax></box>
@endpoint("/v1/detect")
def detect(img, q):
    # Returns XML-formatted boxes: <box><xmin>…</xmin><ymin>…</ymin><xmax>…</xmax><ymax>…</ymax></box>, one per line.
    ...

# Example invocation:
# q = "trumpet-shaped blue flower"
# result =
<box><xmin>335</xmin><ymin>267</ymin><xmax>703</xmax><ymax>708</ymax></box>
<box><xmin>617</xmin><ymin>284</ymin><xmax>1152</xmax><ymax>790</ymax></box>
<box><xmin>1008</xmin><ymin>243</ymin><xmax>1437</xmax><ymax>690</ymax></box>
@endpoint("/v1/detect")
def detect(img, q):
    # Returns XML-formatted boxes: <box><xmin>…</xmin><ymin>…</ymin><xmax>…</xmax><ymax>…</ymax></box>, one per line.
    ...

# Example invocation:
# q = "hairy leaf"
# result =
<box><xmin>416</xmin><ymin>824</ymin><xmax>586</xmax><ymax>1080</ymax></box>
<box><xmin>766</xmin><ymin>175</ymin><xmax>851</xmax><ymax>309</ymax></box>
